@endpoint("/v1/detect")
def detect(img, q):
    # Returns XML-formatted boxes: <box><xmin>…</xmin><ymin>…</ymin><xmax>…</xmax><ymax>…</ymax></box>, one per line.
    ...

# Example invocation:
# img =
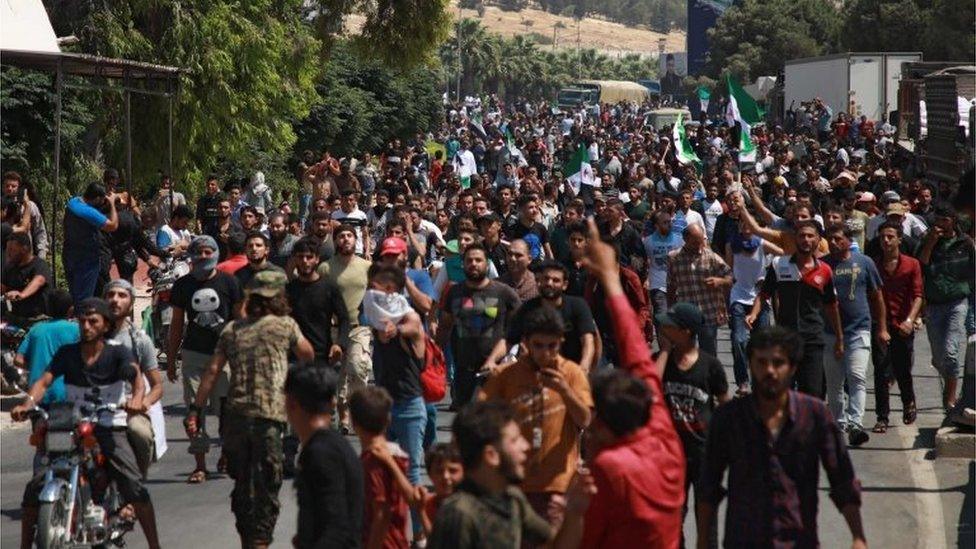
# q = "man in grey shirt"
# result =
<box><xmin>104</xmin><ymin>280</ymin><xmax>165</xmax><ymax>478</ymax></box>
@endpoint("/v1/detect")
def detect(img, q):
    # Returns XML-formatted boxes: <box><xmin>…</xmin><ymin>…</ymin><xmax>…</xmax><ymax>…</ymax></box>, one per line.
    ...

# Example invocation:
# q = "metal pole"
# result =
<box><xmin>576</xmin><ymin>19</ymin><xmax>581</xmax><ymax>80</ymax></box>
<box><xmin>456</xmin><ymin>5</ymin><xmax>462</xmax><ymax>101</ymax></box>
<box><xmin>52</xmin><ymin>61</ymin><xmax>63</xmax><ymax>286</ymax></box>
<box><xmin>125</xmin><ymin>86</ymin><xmax>132</xmax><ymax>197</ymax></box>
<box><xmin>168</xmin><ymin>92</ymin><xmax>174</xmax><ymax>221</ymax></box>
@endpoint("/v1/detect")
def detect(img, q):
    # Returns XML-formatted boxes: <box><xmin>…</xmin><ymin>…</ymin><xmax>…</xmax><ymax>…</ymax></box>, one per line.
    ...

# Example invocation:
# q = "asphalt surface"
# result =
<box><xmin>1</xmin><ymin>312</ymin><xmax>972</xmax><ymax>548</ymax></box>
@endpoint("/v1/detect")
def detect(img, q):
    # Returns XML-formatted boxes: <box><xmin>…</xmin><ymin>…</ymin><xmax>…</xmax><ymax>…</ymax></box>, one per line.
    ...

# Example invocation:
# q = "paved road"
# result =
<box><xmin>1</xmin><ymin>321</ymin><xmax>972</xmax><ymax>548</ymax></box>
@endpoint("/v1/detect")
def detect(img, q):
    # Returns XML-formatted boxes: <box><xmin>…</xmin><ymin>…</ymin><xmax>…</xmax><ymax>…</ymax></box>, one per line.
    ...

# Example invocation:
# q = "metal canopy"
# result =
<box><xmin>1</xmin><ymin>48</ymin><xmax>185</xmax><ymax>285</ymax></box>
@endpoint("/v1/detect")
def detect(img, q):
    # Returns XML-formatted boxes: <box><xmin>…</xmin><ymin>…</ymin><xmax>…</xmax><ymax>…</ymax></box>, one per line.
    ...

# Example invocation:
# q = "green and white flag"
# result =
<box><xmin>697</xmin><ymin>85</ymin><xmax>711</xmax><ymax>114</ymax></box>
<box><xmin>672</xmin><ymin>112</ymin><xmax>701</xmax><ymax>168</ymax></box>
<box><xmin>565</xmin><ymin>143</ymin><xmax>595</xmax><ymax>194</ymax></box>
<box><xmin>726</xmin><ymin>74</ymin><xmax>761</xmax><ymax>164</ymax></box>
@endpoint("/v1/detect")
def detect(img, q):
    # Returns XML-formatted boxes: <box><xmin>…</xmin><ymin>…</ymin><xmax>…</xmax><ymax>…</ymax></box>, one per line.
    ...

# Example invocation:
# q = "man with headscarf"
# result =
<box><xmin>244</xmin><ymin>171</ymin><xmax>274</xmax><ymax>214</ymax></box>
<box><xmin>167</xmin><ymin>235</ymin><xmax>243</xmax><ymax>484</ymax></box>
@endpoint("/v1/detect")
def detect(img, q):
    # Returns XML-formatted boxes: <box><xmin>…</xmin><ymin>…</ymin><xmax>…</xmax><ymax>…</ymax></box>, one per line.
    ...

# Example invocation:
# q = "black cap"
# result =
<box><xmin>76</xmin><ymin>297</ymin><xmax>114</xmax><ymax>322</ymax></box>
<box><xmin>654</xmin><ymin>302</ymin><xmax>703</xmax><ymax>336</ymax></box>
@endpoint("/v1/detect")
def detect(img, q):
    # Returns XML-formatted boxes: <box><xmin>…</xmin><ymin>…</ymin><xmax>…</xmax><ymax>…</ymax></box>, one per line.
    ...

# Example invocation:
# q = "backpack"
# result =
<box><xmin>420</xmin><ymin>335</ymin><xmax>447</xmax><ymax>403</ymax></box>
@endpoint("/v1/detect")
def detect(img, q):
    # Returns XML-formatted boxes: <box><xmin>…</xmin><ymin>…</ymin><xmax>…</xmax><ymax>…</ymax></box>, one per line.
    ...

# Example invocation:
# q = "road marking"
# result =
<box><xmin>895</xmin><ymin>423</ymin><xmax>948</xmax><ymax>549</ymax></box>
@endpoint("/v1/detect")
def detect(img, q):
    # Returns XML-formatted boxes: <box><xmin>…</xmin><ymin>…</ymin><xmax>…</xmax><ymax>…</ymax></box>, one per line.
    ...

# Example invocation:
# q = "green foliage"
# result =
<box><xmin>441</xmin><ymin>19</ymin><xmax>659</xmax><ymax>101</ymax></box>
<box><xmin>841</xmin><ymin>0</ymin><xmax>925</xmax><ymax>52</ymax></box>
<box><xmin>294</xmin><ymin>43</ymin><xmax>443</xmax><ymax>158</ymax></box>
<box><xmin>706</xmin><ymin>0</ymin><xmax>842</xmax><ymax>82</ymax></box>
<box><xmin>922</xmin><ymin>0</ymin><xmax>976</xmax><ymax>61</ymax></box>
<box><xmin>533</xmin><ymin>0</ymin><xmax>686</xmax><ymax>31</ymax></box>
<box><xmin>335</xmin><ymin>0</ymin><xmax>453</xmax><ymax>68</ymax></box>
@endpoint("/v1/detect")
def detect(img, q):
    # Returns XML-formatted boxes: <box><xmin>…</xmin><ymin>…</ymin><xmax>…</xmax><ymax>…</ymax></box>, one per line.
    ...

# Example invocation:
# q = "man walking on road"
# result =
<box><xmin>167</xmin><ymin>235</ymin><xmax>243</xmax><ymax>483</ymax></box>
<box><xmin>823</xmin><ymin>225</ymin><xmax>887</xmax><ymax>446</ymax></box>
<box><xmin>318</xmin><ymin>224</ymin><xmax>372</xmax><ymax>432</ymax></box>
<box><xmin>698</xmin><ymin>326</ymin><xmax>866</xmax><ymax>549</ymax></box>
<box><xmin>187</xmin><ymin>270</ymin><xmax>314</xmax><ymax>549</ymax></box>
<box><xmin>667</xmin><ymin>223</ymin><xmax>732</xmax><ymax>357</ymax></box>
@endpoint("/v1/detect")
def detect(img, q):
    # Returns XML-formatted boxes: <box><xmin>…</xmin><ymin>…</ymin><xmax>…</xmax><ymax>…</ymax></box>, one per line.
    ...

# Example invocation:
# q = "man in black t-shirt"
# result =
<box><xmin>2</xmin><ymin>231</ymin><xmax>51</xmax><ymax>320</ymax></box>
<box><xmin>286</xmin><ymin>237</ymin><xmax>347</xmax><ymax>368</ymax></box>
<box><xmin>504</xmin><ymin>194</ymin><xmax>552</xmax><ymax>260</ymax></box>
<box><xmin>655</xmin><ymin>302</ymin><xmax>728</xmax><ymax>548</ymax></box>
<box><xmin>285</xmin><ymin>366</ymin><xmax>363</xmax><ymax>548</ymax></box>
<box><xmin>11</xmin><ymin>298</ymin><xmax>162</xmax><ymax>549</ymax></box>
<box><xmin>235</xmin><ymin>231</ymin><xmax>285</xmax><ymax>288</ymax></box>
<box><xmin>167</xmin><ymin>235</ymin><xmax>242</xmax><ymax>483</ymax></box>
<box><xmin>496</xmin><ymin>260</ymin><xmax>597</xmax><ymax>373</ymax></box>
<box><xmin>195</xmin><ymin>175</ymin><xmax>223</xmax><ymax>235</ymax></box>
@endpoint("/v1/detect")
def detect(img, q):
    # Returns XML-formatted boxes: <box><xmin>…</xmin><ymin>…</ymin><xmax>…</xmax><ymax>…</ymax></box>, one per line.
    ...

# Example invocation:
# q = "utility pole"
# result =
<box><xmin>576</xmin><ymin>17</ymin><xmax>581</xmax><ymax>80</ymax></box>
<box><xmin>456</xmin><ymin>4</ymin><xmax>462</xmax><ymax>101</ymax></box>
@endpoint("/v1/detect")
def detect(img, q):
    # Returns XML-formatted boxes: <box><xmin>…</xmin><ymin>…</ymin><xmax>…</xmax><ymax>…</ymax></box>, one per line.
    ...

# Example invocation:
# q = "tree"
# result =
<box><xmin>841</xmin><ymin>0</ymin><xmax>926</xmax><ymax>53</ymax></box>
<box><xmin>922</xmin><ymin>0</ymin><xmax>976</xmax><ymax>61</ymax></box>
<box><xmin>706</xmin><ymin>0</ymin><xmax>842</xmax><ymax>82</ymax></box>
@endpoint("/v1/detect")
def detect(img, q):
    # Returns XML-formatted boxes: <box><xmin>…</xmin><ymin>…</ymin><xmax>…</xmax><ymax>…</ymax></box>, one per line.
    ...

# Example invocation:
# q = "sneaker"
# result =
<box><xmin>848</xmin><ymin>428</ymin><xmax>869</xmax><ymax>447</ymax></box>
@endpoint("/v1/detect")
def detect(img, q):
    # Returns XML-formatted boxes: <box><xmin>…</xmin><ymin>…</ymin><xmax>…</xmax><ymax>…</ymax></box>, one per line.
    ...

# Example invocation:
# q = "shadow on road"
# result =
<box><xmin>959</xmin><ymin>461</ymin><xmax>975</xmax><ymax>549</ymax></box>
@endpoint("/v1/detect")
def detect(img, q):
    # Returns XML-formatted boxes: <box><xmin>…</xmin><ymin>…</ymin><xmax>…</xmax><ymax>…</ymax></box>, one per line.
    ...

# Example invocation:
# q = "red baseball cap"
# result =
<box><xmin>380</xmin><ymin>237</ymin><xmax>408</xmax><ymax>257</ymax></box>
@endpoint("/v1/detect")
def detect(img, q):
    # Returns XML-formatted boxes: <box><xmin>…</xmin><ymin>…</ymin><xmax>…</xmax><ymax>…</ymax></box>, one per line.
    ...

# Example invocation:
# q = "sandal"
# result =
<box><xmin>187</xmin><ymin>468</ymin><xmax>208</xmax><ymax>484</ymax></box>
<box><xmin>903</xmin><ymin>402</ymin><xmax>917</xmax><ymax>425</ymax></box>
<box><xmin>871</xmin><ymin>420</ymin><xmax>889</xmax><ymax>434</ymax></box>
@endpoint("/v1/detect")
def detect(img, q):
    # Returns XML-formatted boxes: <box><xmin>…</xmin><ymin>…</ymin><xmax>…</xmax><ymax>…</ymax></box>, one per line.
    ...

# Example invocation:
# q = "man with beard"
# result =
<box><xmin>2</xmin><ymin>232</ymin><xmax>52</xmax><ymax>322</ymax></box>
<box><xmin>505</xmin><ymin>194</ymin><xmax>552</xmax><ymax>260</ymax></box>
<box><xmin>308</xmin><ymin>210</ymin><xmax>337</xmax><ymax>261</ymax></box>
<box><xmin>167</xmin><ymin>236</ymin><xmax>243</xmax><ymax>483</ymax></box>
<box><xmin>427</xmin><ymin>400</ymin><xmax>594</xmax><ymax>549</ymax></box>
<box><xmin>437</xmin><ymin>243</ymin><xmax>521</xmax><ymax>406</ymax></box>
<box><xmin>498</xmin><ymin>239</ymin><xmax>539</xmax><ymax>302</ymax></box>
<box><xmin>318</xmin><ymin>225</ymin><xmax>372</xmax><ymax>432</ymax></box>
<box><xmin>598</xmin><ymin>198</ymin><xmax>644</xmax><ymax>271</ymax></box>
<box><xmin>235</xmin><ymin>231</ymin><xmax>285</xmax><ymax>289</ymax></box>
<box><xmin>747</xmin><ymin>221</ymin><xmax>844</xmax><ymax>398</ymax></box>
<box><xmin>195</xmin><ymin>175</ymin><xmax>223</xmax><ymax>234</ymax></box>
<box><xmin>496</xmin><ymin>260</ymin><xmax>597</xmax><ymax>373</ymax></box>
<box><xmin>103</xmin><ymin>280</ymin><xmax>166</xmax><ymax>479</ymax></box>
<box><xmin>62</xmin><ymin>182</ymin><xmax>119</xmax><ymax>303</ymax></box>
<box><xmin>267</xmin><ymin>213</ymin><xmax>298</xmax><ymax>268</ymax></box>
<box><xmin>286</xmin><ymin>237</ymin><xmax>347</xmax><ymax>369</ymax></box>
<box><xmin>206</xmin><ymin>196</ymin><xmax>243</xmax><ymax>261</ymax></box>
<box><xmin>331</xmin><ymin>189</ymin><xmax>370</xmax><ymax>257</ymax></box>
<box><xmin>698</xmin><ymin>326</ymin><xmax>865</xmax><ymax>549</ymax></box>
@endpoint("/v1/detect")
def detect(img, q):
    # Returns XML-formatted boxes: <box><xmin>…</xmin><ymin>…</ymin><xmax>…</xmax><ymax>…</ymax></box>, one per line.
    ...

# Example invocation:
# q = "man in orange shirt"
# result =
<box><xmin>479</xmin><ymin>305</ymin><xmax>592</xmax><ymax>532</ymax></box>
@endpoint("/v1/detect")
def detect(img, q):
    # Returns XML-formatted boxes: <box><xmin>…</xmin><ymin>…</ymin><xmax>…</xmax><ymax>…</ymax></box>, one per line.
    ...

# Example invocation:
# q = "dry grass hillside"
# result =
<box><xmin>345</xmin><ymin>0</ymin><xmax>687</xmax><ymax>58</ymax></box>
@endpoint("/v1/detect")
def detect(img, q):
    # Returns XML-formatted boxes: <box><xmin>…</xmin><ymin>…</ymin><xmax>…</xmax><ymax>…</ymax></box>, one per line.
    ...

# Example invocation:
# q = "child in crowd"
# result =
<box><xmin>350</xmin><ymin>387</ymin><xmax>411</xmax><ymax>549</ymax></box>
<box><xmin>420</xmin><ymin>443</ymin><xmax>463</xmax><ymax>536</ymax></box>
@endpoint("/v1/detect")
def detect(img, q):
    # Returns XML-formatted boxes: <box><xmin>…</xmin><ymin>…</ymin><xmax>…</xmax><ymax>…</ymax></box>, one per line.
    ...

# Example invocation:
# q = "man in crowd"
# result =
<box><xmin>480</xmin><ymin>306</ymin><xmax>593</xmax><ymax>529</ymax></box>
<box><xmin>235</xmin><ymin>231</ymin><xmax>284</xmax><ymax>288</ymax></box>
<box><xmin>505</xmin><ymin>194</ymin><xmax>552</xmax><ymax>260</ymax></box>
<box><xmin>869</xmin><ymin>221</ymin><xmax>924</xmax><ymax>433</ymax></box>
<box><xmin>498</xmin><ymin>239</ymin><xmax>539</xmax><ymax>302</ymax></box>
<box><xmin>3</xmin><ymin>231</ymin><xmax>52</xmax><ymax>322</ymax></box>
<box><xmin>195</xmin><ymin>175</ymin><xmax>223</xmax><ymax>235</ymax></box>
<box><xmin>206</xmin><ymin>195</ymin><xmax>243</xmax><ymax>261</ymax></box>
<box><xmin>331</xmin><ymin>189</ymin><xmax>370</xmax><ymax>257</ymax></box>
<box><xmin>286</xmin><ymin>237</ymin><xmax>347</xmax><ymax>369</ymax></box>
<box><xmin>2</xmin><ymin>171</ymin><xmax>48</xmax><ymax>259</ymax></box>
<box><xmin>62</xmin><ymin>182</ymin><xmax>119</xmax><ymax>302</ymax></box>
<box><xmin>698</xmin><ymin>326</ymin><xmax>866</xmax><ymax>548</ymax></box>
<box><xmin>155</xmin><ymin>204</ymin><xmax>193</xmax><ymax>256</ymax></box>
<box><xmin>268</xmin><ymin>212</ymin><xmax>298</xmax><ymax>268</ymax></box>
<box><xmin>318</xmin><ymin>224</ymin><xmax>372</xmax><ymax>432</ymax></box>
<box><xmin>747</xmin><ymin>220</ymin><xmax>844</xmax><ymax>397</ymax></box>
<box><xmin>918</xmin><ymin>203</ymin><xmax>975</xmax><ymax>410</ymax></box>
<box><xmin>666</xmin><ymin>223</ymin><xmax>732</xmax><ymax>357</ymax></box>
<box><xmin>644</xmin><ymin>210</ymin><xmax>683</xmax><ymax>332</ymax></box>
<box><xmin>167</xmin><ymin>236</ymin><xmax>243</xmax><ymax>483</ymax></box>
<box><xmin>822</xmin><ymin>224</ymin><xmax>887</xmax><ymax>446</ymax></box>
<box><xmin>438</xmin><ymin>243</ymin><xmax>521</xmax><ymax>406</ymax></box>
<box><xmin>187</xmin><ymin>270</ymin><xmax>314</xmax><ymax>549</ymax></box>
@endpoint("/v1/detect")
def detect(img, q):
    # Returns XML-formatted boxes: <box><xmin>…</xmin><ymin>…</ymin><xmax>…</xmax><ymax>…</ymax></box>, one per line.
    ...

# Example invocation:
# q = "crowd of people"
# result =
<box><xmin>3</xmin><ymin>91</ymin><xmax>975</xmax><ymax>549</ymax></box>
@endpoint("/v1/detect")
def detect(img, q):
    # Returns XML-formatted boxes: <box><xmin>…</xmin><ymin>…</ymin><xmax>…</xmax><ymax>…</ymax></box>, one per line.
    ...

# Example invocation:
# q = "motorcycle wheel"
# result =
<box><xmin>36</xmin><ymin>487</ymin><xmax>72</xmax><ymax>549</ymax></box>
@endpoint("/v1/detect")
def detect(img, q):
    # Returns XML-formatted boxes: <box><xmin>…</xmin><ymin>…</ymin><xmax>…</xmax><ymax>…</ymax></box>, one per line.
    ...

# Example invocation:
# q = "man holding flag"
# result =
<box><xmin>564</xmin><ymin>142</ymin><xmax>597</xmax><ymax>212</ymax></box>
<box><xmin>726</xmin><ymin>74</ymin><xmax>763</xmax><ymax>167</ymax></box>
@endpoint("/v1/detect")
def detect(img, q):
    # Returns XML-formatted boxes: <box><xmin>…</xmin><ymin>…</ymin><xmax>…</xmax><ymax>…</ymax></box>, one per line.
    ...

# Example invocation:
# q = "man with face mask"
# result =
<box><xmin>62</xmin><ymin>182</ymin><xmax>120</xmax><ymax>303</ymax></box>
<box><xmin>104</xmin><ymin>280</ymin><xmax>166</xmax><ymax>478</ymax></box>
<box><xmin>267</xmin><ymin>212</ymin><xmax>298</xmax><ymax>268</ymax></box>
<box><xmin>235</xmin><ymin>231</ymin><xmax>284</xmax><ymax>289</ymax></box>
<box><xmin>167</xmin><ymin>235</ymin><xmax>243</xmax><ymax>483</ymax></box>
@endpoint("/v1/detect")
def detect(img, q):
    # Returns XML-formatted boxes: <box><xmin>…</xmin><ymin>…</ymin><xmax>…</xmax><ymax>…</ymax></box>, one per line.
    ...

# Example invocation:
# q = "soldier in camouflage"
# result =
<box><xmin>186</xmin><ymin>270</ymin><xmax>315</xmax><ymax>548</ymax></box>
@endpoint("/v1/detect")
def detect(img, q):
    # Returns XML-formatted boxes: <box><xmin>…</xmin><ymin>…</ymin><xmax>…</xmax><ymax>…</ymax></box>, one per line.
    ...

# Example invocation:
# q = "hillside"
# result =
<box><xmin>345</xmin><ymin>0</ymin><xmax>687</xmax><ymax>58</ymax></box>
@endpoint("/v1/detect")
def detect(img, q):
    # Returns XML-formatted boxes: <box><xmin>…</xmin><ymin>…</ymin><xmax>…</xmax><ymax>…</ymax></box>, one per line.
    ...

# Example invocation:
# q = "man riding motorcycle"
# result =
<box><xmin>11</xmin><ymin>298</ymin><xmax>162</xmax><ymax>549</ymax></box>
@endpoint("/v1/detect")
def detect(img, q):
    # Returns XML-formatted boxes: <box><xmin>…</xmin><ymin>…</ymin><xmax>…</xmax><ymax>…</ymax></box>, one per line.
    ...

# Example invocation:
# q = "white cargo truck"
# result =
<box><xmin>784</xmin><ymin>52</ymin><xmax>921</xmax><ymax>121</ymax></box>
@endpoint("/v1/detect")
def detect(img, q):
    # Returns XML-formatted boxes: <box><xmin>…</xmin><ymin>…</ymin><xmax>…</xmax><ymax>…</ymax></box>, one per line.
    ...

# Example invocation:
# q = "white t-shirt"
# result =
<box><xmin>671</xmin><ymin>208</ymin><xmax>705</xmax><ymax>237</ymax></box>
<box><xmin>701</xmin><ymin>199</ymin><xmax>725</xmax><ymax>240</ymax></box>
<box><xmin>642</xmin><ymin>231</ymin><xmax>683</xmax><ymax>291</ymax></box>
<box><xmin>729</xmin><ymin>242</ymin><xmax>771</xmax><ymax>306</ymax></box>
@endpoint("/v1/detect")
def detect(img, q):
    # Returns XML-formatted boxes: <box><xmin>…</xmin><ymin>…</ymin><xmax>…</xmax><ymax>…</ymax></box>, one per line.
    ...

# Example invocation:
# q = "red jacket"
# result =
<box><xmin>580</xmin><ymin>294</ymin><xmax>686</xmax><ymax>548</ymax></box>
<box><xmin>584</xmin><ymin>265</ymin><xmax>654</xmax><ymax>343</ymax></box>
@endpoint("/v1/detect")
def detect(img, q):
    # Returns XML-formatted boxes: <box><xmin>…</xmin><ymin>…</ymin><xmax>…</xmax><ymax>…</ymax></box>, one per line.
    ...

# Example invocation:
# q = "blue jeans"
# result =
<box><xmin>423</xmin><ymin>403</ymin><xmax>437</xmax><ymax>450</ymax></box>
<box><xmin>64</xmin><ymin>255</ymin><xmax>101</xmax><ymax>304</ymax></box>
<box><xmin>699</xmin><ymin>323</ymin><xmax>719</xmax><ymax>359</ymax></box>
<box><xmin>927</xmin><ymin>298</ymin><xmax>968</xmax><ymax>379</ymax></box>
<box><xmin>824</xmin><ymin>330</ymin><xmax>871</xmax><ymax>430</ymax></box>
<box><xmin>388</xmin><ymin>396</ymin><xmax>426</xmax><ymax>536</ymax></box>
<box><xmin>729</xmin><ymin>301</ymin><xmax>770</xmax><ymax>385</ymax></box>
<box><xmin>298</xmin><ymin>193</ymin><xmax>312</xmax><ymax>224</ymax></box>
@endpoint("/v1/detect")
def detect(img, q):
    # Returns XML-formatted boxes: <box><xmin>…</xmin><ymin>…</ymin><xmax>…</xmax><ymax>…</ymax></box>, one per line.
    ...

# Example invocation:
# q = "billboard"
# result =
<box><xmin>686</xmin><ymin>0</ymin><xmax>735</xmax><ymax>75</ymax></box>
<box><xmin>659</xmin><ymin>52</ymin><xmax>688</xmax><ymax>97</ymax></box>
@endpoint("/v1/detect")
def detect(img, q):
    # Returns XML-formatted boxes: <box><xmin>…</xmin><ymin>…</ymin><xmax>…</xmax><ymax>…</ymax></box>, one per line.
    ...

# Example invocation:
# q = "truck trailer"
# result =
<box><xmin>784</xmin><ymin>52</ymin><xmax>921</xmax><ymax>122</ymax></box>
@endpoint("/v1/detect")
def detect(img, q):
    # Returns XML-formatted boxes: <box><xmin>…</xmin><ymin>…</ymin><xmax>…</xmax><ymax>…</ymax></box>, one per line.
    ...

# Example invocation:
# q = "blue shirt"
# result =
<box><xmin>63</xmin><ymin>196</ymin><xmax>107</xmax><ymax>259</ymax></box>
<box><xmin>17</xmin><ymin>319</ymin><xmax>80</xmax><ymax>404</ymax></box>
<box><xmin>406</xmin><ymin>269</ymin><xmax>435</xmax><ymax>303</ymax></box>
<box><xmin>824</xmin><ymin>253</ymin><xmax>882</xmax><ymax>337</ymax></box>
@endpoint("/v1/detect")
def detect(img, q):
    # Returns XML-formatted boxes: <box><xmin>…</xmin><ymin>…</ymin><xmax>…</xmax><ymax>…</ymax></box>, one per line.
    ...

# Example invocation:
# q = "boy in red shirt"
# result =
<box><xmin>350</xmin><ymin>387</ymin><xmax>410</xmax><ymax>549</ymax></box>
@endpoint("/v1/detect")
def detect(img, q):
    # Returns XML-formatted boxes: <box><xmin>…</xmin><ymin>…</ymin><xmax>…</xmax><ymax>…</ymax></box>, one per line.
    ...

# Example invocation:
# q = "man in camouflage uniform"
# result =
<box><xmin>186</xmin><ymin>271</ymin><xmax>314</xmax><ymax>549</ymax></box>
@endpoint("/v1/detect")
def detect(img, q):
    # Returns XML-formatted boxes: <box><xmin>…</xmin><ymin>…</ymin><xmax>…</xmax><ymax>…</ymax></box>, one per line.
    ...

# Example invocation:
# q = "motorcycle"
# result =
<box><xmin>1</xmin><ymin>297</ymin><xmax>33</xmax><ymax>395</ymax></box>
<box><xmin>28</xmin><ymin>395</ymin><xmax>134</xmax><ymax>548</ymax></box>
<box><xmin>146</xmin><ymin>257</ymin><xmax>189</xmax><ymax>360</ymax></box>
